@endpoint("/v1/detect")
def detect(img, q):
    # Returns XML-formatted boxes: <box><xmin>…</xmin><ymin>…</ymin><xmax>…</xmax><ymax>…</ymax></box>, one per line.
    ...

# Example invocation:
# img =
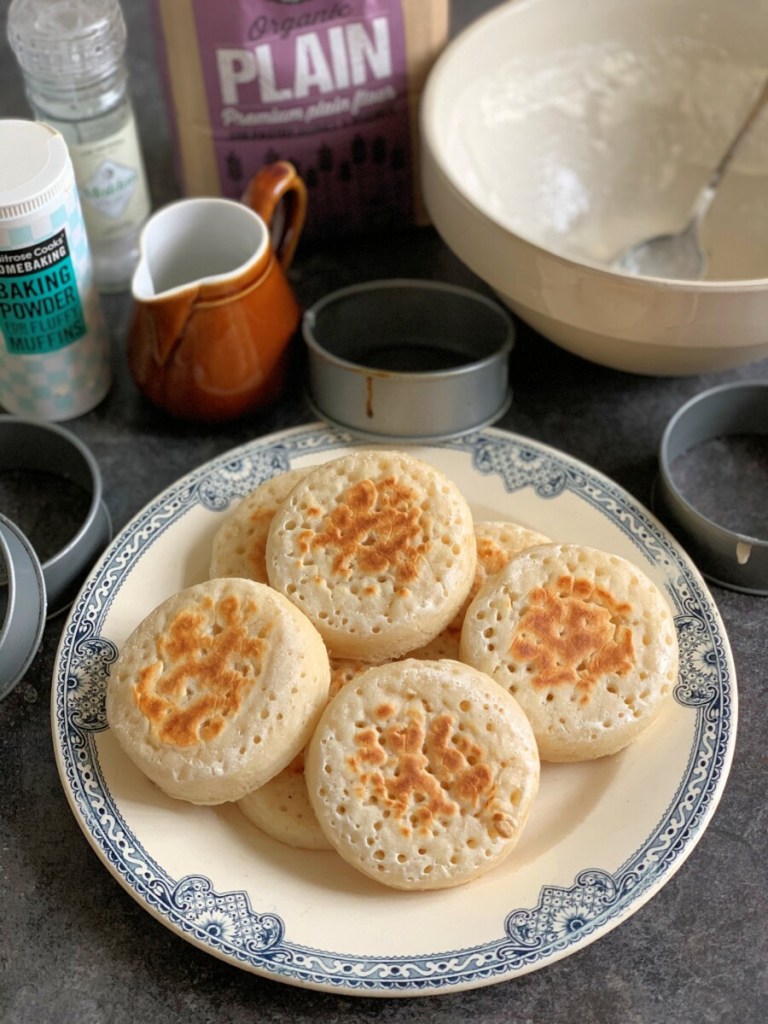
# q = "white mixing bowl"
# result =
<box><xmin>421</xmin><ymin>0</ymin><xmax>768</xmax><ymax>375</ymax></box>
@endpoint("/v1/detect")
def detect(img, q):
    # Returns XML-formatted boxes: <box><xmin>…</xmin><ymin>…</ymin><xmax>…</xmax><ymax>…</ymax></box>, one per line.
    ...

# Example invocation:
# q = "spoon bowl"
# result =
<box><xmin>613</xmin><ymin>75</ymin><xmax>768</xmax><ymax>280</ymax></box>
<box><xmin>612</xmin><ymin>219</ymin><xmax>708</xmax><ymax>280</ymax></box>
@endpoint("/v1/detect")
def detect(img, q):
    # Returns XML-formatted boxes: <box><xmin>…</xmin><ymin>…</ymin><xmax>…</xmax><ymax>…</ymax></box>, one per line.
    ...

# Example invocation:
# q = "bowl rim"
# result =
<box><xmin>421</xmin><ymin>0</ymin><xmax>768</xmax><ymax>291</ymax></box>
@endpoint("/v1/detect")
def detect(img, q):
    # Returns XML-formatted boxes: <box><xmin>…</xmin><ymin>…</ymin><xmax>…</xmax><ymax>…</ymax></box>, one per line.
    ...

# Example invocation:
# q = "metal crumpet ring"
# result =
<box><xmin>0</xmin><ymin>416</ymin><xmax>112</xmax><ymax>698</ymax></box>
<box><xmin>0</xmin><ymin>513</ymin><xmax>46</xmax><ymax>700</ymax></box>
<box><xmin>654</xmin><ymin>381</ymin><xmax>768</xmax><ymax>596</ymax></box>
<box><xmin>303</xmin><ymin>280</ymin><xmax>514</xmax><ymax>442</ymax></box>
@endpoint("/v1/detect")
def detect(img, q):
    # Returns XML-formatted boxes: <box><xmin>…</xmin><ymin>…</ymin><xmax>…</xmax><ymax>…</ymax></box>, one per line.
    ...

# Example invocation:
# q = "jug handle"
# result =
<box><xmin>242</xmin><ymin>161</ymin><xmax>308</xmax><ymax>271</ymax></box>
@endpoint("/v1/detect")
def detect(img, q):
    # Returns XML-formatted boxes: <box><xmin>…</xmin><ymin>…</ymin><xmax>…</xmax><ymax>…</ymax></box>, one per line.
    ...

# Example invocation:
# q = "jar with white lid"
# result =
<box><xmin>7</xmin><ymin>0</ymin><xmax>151</xmax><ymax>294</ymax></box>
<box><xmin>0</xmin><ymin>119</ymin><xmax>111</xmax><ymax>421</ymax></box>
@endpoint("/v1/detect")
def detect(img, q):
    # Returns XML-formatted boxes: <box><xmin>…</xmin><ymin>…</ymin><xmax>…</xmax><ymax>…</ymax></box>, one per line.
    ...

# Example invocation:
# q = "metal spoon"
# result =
<box><xmin>613</xmin><ymin>74</ymin><xmax>768</xmax><ymax>280</ymax></box>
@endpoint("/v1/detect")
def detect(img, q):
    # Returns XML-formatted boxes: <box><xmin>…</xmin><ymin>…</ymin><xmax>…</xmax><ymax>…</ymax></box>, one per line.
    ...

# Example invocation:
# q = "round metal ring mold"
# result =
<box><xmin>0</xmin><ymin>513</ymin><xmax>46</xmax><ymax>700</ymax></box>
<box><xmin>303</xmin><ymin>279</ymin><xmax>515</xmax><ymax>442</ymax></box>
<box><xmin>0</xmin><ymin>416</ymin><xmax>112</xmax><ymax>617</ymax></box>
<box><xmin>654</xmin><ymin>381</ymin><xmax>768</xmax><ymax>595</ymax></box>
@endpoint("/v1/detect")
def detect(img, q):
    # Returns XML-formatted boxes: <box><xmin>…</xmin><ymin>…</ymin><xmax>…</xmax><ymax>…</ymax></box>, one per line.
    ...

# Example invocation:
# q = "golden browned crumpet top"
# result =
<box><xmin>460</xmin><ymin>543</ymin><xmax>679</xmax><ymax>762</ymax></box>
<box><xmin>265</xmin><ymin>451</ymin><xmax>477</xmax><ymax>662</ymax></box>
<box><xmin>105</xmin><ymin>577</ymin><xmax>330</xmax><ymax>804</ymax></box>
<box><xmin>305</xmin><ymin>658</ymin><xmax>540</xmax><ymax>891</ymax></box>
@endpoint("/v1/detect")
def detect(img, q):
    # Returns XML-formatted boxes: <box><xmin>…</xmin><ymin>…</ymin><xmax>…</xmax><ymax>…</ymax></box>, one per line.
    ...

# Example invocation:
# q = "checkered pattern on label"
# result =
<box><xmin>0</xmin><ymin>328</ymin><xmax>111</xmax><ymax>420</ymax></box>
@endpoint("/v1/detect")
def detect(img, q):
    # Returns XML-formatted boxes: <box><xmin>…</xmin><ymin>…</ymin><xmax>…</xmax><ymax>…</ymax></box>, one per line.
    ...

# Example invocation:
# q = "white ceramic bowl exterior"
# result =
<box><xmin>421</xmin><ymin>0</ymin><xmax>768</xmax><ymax>375</ymax></box>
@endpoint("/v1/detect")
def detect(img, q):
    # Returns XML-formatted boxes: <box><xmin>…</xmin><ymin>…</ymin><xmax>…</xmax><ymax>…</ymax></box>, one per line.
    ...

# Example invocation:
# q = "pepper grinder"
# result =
<box><xmin>7</xmin><ymin>0</ymin><xmax>151</xmax><ymax>293</ymax></box>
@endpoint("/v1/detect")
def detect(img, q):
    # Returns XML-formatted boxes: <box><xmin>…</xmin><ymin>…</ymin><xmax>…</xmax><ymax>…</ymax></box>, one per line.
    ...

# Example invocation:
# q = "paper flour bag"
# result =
<box><xmin>150</xmin><ymin>0</ymin><xmax>449</xmax><ymax>241</ymax></box>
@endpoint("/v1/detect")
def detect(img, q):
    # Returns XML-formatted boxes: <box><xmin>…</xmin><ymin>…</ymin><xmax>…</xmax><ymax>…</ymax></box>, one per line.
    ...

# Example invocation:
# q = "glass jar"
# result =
<box><xmin>7</xmin><ymin>0</ymin><xmax>151</xmax><ymax>293</ymax></box>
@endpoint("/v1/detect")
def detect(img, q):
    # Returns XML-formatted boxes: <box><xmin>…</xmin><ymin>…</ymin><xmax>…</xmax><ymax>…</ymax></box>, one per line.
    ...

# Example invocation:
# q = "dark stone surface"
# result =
<box><xmin>1</xmin><ymin>1</ymin><xmax>766</xmax><ymax>1021</ymax></box>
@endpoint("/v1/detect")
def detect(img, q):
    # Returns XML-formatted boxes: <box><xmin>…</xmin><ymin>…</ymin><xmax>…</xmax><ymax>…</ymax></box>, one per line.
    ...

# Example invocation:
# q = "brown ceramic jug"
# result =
<box><xmin>127</xmin><ymin>162</ymin><xmax>307</xmax><ymax>421</ymax></box>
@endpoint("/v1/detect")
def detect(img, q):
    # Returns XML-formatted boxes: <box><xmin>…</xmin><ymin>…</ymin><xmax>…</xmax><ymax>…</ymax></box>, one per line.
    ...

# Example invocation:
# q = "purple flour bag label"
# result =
<box><xmin>151</xmin><ymin>0</ymin><xmax>448</xmax><ymax>241</ymax></box>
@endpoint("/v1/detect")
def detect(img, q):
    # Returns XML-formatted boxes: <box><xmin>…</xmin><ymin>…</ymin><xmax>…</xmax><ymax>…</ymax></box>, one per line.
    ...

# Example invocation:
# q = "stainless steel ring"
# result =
<box><xmin>303</xmin><ymin>279</ymin><xmax>514</xmax><ymax>442</ymax></box>
<box><xmin>0</xmin><ymin>415</ymin><xmax>112</xmax><ymax>617</ymax></box>
<box><xmin>0</xmin><ymin>513</ymin><xmax>46</xmax><ymax>700</ymax></box>
<box><xmin>0</xmin><ymin>417</ymin><xmax>112</xmax><ymax>699</ymax></box>
<box><xmin>654</xmin><ymin>381</ymin><xmax>768</xmax><ymax>595</ymax></box>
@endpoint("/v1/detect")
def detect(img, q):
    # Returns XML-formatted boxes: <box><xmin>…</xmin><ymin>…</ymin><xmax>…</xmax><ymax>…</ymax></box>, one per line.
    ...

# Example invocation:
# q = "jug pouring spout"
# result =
<box><xmin>129</xmin><ymin>281</ymin><xmax>200</xmax><ymax>368</ymax></box>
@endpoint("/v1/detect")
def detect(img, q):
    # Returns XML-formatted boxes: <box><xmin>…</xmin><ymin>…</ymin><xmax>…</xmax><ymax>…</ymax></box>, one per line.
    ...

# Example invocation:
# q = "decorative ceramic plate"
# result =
<box><xmin>52</xmin><ymin>423</ymin><xmax>736</xmax><ymax>997</ymax></box>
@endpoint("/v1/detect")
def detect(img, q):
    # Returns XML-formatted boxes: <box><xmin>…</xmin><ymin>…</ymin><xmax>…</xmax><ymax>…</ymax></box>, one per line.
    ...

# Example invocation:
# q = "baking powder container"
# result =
<box><xmin>303</xmin><ymin>279</ymin><xmax>514</xmax><ymax>441</ymax></box>
<box><xmin>0</xmin><ymin>119</ymin><xmax>111</xmax><ymax>420</ymax></box>
<box><xmin>654</xmin><ymin>381</ymin><xmax>768</xmax><ymax>595</ymax></box>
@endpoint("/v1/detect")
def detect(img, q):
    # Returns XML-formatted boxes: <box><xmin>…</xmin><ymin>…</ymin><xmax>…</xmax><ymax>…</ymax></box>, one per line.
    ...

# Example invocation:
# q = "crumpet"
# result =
<box><xmin>237</xmin><ymin>750</ymin><xmax>332</xmax><ymax>850</ymax></box>
<box><xmin>265</xmin><ymin>451</ymin><xmax>476</xmax><ymax>661</ymax></box>
<box><xmin>471</xmin><ymin>521</ymin><xmax>552</xmax><ymax>599</ymax></box>
<box><xmin>460</xmin><ymin>543</ymin><xmax>679</xmax><ymax>761</ymax></box>
<box><xmin>106</xmin><ymin>578</ymin><xmax>330</xmax><ymax>804</ymax></box>
<box><xmin>209</xmin><ymin>468</ymin><xmax>308</xmax><ymax>583</ymax></box>
<box><xmin>412</xmin><ymin>519</ymin><xmax>553</xmax><ymax>659</ymax></box>
<box><xmin>236</xmin><ymin>656</ymin><xmax>367</xmax><ymax>850</ymax></box>
<box><xmin>305</xmin><ymin>658</ymin><xmax>540</xmax><ymax>890</ymax></box>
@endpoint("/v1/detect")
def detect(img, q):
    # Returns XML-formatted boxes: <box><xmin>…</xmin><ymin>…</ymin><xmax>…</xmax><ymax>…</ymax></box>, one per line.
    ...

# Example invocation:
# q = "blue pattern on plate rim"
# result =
<box><xmin>52</xmin><ymin>424</ymin><xmax>734</xmax><ymax>994</ymax></box>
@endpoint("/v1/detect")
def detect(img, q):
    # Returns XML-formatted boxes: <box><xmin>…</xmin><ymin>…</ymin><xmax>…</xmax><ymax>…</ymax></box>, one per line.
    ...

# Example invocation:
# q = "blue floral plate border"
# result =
<box><xmin>51</xmin><ymin>423</ymin><xmax>736</xmax><ymax>996</ymax></box>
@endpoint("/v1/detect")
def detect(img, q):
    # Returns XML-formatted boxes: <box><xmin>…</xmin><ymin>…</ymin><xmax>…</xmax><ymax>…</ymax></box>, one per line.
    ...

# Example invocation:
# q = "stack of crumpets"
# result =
<box><xmin>106</xmin><ymin>449</ymin><xmax>678</xmax><ymax>891</ymax></box>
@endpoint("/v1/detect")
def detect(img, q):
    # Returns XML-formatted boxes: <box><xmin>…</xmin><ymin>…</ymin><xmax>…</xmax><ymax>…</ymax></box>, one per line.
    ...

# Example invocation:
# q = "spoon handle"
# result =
<box><xmin>706</xmin><ymin>74</ymin><xmax>768</xmax><ymax>193</ymax></box>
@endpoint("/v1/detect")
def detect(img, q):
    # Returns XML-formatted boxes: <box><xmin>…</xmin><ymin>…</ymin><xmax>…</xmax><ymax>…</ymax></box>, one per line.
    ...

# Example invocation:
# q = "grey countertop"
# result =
<box><xmin>1</xmin><ymin>1</ymin><xmax>766</xmax><ymax>1021</ymax></box>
